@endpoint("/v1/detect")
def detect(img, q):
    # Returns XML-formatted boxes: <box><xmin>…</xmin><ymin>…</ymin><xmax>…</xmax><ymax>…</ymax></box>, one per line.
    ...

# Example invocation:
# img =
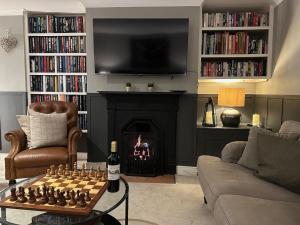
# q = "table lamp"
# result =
<box><xmin>218</xmin><ymin>88</ymin><xmax>245</xmax><ymax>127</ymax></box>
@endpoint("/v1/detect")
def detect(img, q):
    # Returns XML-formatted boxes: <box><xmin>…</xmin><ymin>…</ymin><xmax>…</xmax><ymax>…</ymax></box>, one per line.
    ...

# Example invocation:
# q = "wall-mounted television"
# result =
<box><xmin>93</xmin><ymin>18</ymin><xmax>189</xmax><ymax>75</ymax></box>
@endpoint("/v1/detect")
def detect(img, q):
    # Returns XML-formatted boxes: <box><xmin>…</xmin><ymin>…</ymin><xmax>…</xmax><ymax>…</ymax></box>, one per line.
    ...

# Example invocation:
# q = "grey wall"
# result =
<box><xmin>86</xmin><ymin>7</ymin><xmax>199</xmax><ymax>94</ymax></box>
<box><xmin>0</xmin><ymin>92</ymin><xmax>27</xmax><ymax>152</ymax></box>
<box><xmin>0</xmin><ymin>15</ymin><xmax>26</xmax><ymax>92</ymax></box>
<box><xmin>256</xmin><ymin>0</ymin><xmax>300</xmax><ymax>95</ymax></box>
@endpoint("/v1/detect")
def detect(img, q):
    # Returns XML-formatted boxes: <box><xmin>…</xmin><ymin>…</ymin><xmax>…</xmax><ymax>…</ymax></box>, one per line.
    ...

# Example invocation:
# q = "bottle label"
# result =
<box><xmin>108</xmin><ymin>164</ymin><xmax>120</xmax><ymax>181</ymax></box>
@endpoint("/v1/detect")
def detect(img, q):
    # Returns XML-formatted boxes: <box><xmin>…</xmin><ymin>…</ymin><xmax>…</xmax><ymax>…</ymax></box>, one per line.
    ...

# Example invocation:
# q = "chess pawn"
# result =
<box><xmin>65</xmin><ymin>190</ymin><xmax>71</xmax><ymax>200</ymax></box>
<box><xmin>75</xmin><ymin>190</ymin><xmax>80</xmax><ymax>201</ymax></box>
<box><xmin>85</xmin><ymin>191</ymin><xmax>91</xmax><ymax>202</ymax></box>
<box><xmin>16</xmin><ymin>186</ymin><xmax>23</xmax><ymax>197</ymax></box>
<box><xmin>58</xmin><ymin>164</ymin><xmax>64</xmax><ymax>176</ymax></box>
<box><xmin>35</xmin><ymin>187</ymin><xmax>42</xmax><ymax>198</ymax></box>
<box><xmin>16</xmin><ymin>187</ymin><xmax>27</xmax><ymax>203</ymax></box>
<box><xmin>53</xmin><ymin>169</ymin><xmax>60</xmax><ymax>179</ymax></box>
<box><xmin>9</xmin><ymin>188</ymin><xmax>17</xmax><ymax>201</ymax></box>
<box><xmin>28</xmin><ymin>189</ymin><xmax>36</xmax><ymax>204</ymax></box>
<box><xmin>68</xmin><ymin>190</ymin><xmax>77</xmax><ymax>206</ymax></box>
<box><xmin>46</xmin><ymin>169</ymin><xmax>51</xmax><ymax>177</ymax></box>
<box><xmin>27</xmin><ymin>187</ymin><xmax>32</xmax><ymax>197</ymax></box>
<box><xmin>72</xmin><ymin>163</ymin><xmax>79</xmax><ymax>177</ymax></box>
<box><xmin>50</xmin><ymin>165</ymin><xmax>56</xmax><ymax>175</ymax></box>
<box><xmin>65</xmin><ymin>164</ymin><xmax>70</xmax><ymax>176</ymax></box>
<box><xmin>77</xmin><ymin>193</ymin><xmax>87</xmax><ymax>208</ymax></box>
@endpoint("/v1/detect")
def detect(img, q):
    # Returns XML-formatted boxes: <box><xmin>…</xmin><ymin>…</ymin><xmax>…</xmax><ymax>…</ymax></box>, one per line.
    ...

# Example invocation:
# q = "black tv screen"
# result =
<box><xmin>93</xmin><ymin>19</ymin><xmax>189</xmax><ymax>75</ymax></box>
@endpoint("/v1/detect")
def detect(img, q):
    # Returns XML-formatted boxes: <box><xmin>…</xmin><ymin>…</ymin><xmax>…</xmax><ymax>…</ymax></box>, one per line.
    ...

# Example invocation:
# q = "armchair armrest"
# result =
<box><xmin>5</xmin><ymin>130</ymin><xmax>26</xmax><ymax>158</ymax></box>
<box><xmin>221</xmin><ymin>141</ymin><xmax>247</xmax><ymax>163</ymax></box>
<box><xmin>68</xmin><ymin>127</ymin><xmax>82</xmax><ymax>165</ymax></box>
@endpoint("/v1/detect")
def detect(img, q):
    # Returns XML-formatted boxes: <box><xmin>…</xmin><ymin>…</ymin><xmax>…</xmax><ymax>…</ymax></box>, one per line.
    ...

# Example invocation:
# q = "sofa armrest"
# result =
<box><xmin>5</xmin><ymin>130</ymin><xmax>26</xmax><ymax>158</ymax></box>
<box><xmin>68</xmin><ymin>127</ymin><xmax>82</xmax><ymax>166</ymax></box>
<box><xmin>221</xmin><ymin>141</ymin><xmax>247</xmax><ymax>163</ymax></box>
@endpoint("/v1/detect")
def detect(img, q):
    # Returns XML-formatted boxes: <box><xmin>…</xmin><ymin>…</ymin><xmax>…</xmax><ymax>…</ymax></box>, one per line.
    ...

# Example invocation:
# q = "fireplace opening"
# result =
<box><xmin>122</xmin><ymin>120</ymin><xmax>160</xmax><ymax>176</ymax></box>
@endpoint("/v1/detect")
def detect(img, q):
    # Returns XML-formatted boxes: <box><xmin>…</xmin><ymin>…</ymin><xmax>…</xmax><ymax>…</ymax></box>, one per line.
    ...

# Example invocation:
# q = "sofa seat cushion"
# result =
<box><xmin>14</xmin><ymin>147</ymin><xmax>68</xmax><ymax>168</ymax></box>
<box><xmin>197</xmin><ymin>156</ymin><xmax>300</xmax><ymax>209</ymax></box>
<box><xmin>214</xmin><ymin>195</ymin><xmax>300</xmax><ymax>225</ymax></box>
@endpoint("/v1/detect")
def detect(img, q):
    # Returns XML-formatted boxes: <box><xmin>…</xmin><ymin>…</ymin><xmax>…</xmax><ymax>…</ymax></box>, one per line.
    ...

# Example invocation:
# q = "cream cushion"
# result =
<box><xmin>16</xmin><ymin>115</ymin><xmax>31</xmax><ymax>147</ymax></box>
<box><xmin>30</xmin><ymin>113</ymin><xmax>68</xmax><ymax>149</ymax></box>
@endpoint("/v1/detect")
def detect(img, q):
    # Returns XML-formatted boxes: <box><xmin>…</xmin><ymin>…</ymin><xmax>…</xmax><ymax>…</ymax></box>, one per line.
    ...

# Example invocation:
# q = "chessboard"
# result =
<box><xmin>0</xmin><ymin>163</ymin><xmax>108</xmax><ymax>216</ymax></box>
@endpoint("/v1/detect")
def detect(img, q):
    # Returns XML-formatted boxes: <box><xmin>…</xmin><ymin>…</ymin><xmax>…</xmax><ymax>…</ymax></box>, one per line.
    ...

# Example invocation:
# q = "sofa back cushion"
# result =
<box><xmin>279</xmin><ymin>121</ymin><xmax>300</xmax><ymax>138</ymax></box>
<box><xmin>257</xmin><ymin>133</ymin><xmax>300</xmax><ymax>194</ymax></box>
<box><xmin>238</xmin><ymin>127</ymin><xmax>299</xmax><ymax>171</ymax></box>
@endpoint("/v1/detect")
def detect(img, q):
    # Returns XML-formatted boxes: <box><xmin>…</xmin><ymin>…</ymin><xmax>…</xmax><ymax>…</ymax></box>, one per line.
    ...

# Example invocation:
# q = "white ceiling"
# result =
<box><xmin>0</xmin><ymin>0</ymin><xmax>286</xmax><ymax>15</ymax></box>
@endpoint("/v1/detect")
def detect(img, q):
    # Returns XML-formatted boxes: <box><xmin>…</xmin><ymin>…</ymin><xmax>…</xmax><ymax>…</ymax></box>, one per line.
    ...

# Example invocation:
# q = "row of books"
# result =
<box><xmin>201</xmin><ymin>60</ymin><xmax>266</xmax><ymax>77</ymax></box>
<box><xmin>29</xmin><ymin>36</ymin><xmax>86</xmax><ymax>53</ymax></box>
<box><xmin>30</xmin><ymin>56</ymin><xmax>55</xmax><ymax>73</ymax></box>
<box><xmin>66</xmin><ymin>75</ymin><xmax>87</xmax><ymax>92</ymax></box>
<box><xmin>29</xmin><ymin>16</ymin><xmax>84</xmax><ymax>33</ymax></box>
<box><xmin>78</xmin><ymin>114</ymin><xmax>87</xmax><ymax>130</ymax></box>
<box><xmin>58</xmin><ymin>56</ymin><xmax>86</xmax><ymax>73</ymax></box>
<box><xmin>202</xmin><ymin>32</ymin><xmax>268</xmax><ymax>55</ymax></box>
<box><xmin>30</xmin><ymin>76</ymin><xmax>43</xmax><ymax>92</ymax></box>
<box><xmin>31</xmin><ymin>94</ymin><xmax>87</xmax><ymax>111</ymax></box>
<box><xmin>203</xmin><ymin>12</ymin><xmax>269</xmax><ymax>27</ymax></box>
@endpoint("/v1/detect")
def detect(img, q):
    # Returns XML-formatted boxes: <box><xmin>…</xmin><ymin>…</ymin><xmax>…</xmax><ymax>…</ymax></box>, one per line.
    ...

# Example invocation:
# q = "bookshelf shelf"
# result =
<box><xmin>199</xmin><ymin>5</ymin><xmax>274</xmax><ymax>81</ymax></box>
<box><xmin>28</xmin><ymin>53</ymin><xmax>87</xmax><ymax>56</ymax></box>
<box><xmin>29</xmin><ymin>73</ymin><xmax>87</xmax><ymax>76</ymax></box>
<box><xmin>201</xmin><ymin>54</ymin><xmax>268</xmax><ymax>58</ymax></box>
<box><xmin>25</xmin><ymin>12</ymin><xmax>88</xmax><ymax>131</ymax></box>
<box><xmin>27</xmin><ymin>33</ymin><xmax>87</xmax><ymax>37</ymax></box>
<box><xmin>30</xmin><ymin>92</ymin><xmax>87</xmax><ymax>95</ymax></box>
<box><xmin>202</xmin><ymin>26</ymin><xmax>270</xmax><ymax>31</ymax></box>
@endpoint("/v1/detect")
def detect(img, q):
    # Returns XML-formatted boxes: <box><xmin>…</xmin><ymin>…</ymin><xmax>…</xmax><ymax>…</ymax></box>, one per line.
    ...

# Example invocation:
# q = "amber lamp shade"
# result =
<box><xmin>218</xmin><ymin>88</ymin><xmax>245</xmax><ymax>127</ymax></box>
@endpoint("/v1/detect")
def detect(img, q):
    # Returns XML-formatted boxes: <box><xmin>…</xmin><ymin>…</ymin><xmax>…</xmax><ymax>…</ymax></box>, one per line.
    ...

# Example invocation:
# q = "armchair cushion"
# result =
<box><xmin>221</xmin><ymin>141</ymin><xmax>247</xmax><ymax>163</ymax></box>
<box><xmin>30</xmin><ymin>112</ymin><xmax>68</xmax><ymax>149</ymax></box>
<box><xmin>14</xmin><ymin>147</ymin><xmax>68</xmax><ymax>168</ymax></box>
<box><xmin>16</xmin><ymin>115</ymin><xmax>31</xmax><ymax>147</ymax></box>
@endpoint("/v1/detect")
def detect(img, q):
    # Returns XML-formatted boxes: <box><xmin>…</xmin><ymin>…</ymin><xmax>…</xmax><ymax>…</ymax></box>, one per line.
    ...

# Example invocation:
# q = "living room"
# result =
<box><xmin>0</xmin><ymin>0</ymin><xmax>299</xmax><ymax>224</ymax></box>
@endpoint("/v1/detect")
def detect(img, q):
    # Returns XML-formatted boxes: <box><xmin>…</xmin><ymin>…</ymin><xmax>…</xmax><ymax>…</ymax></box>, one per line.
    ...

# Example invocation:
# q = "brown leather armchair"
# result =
<box><xmin>5</xmin><ymin>101</ymin><xmax>82</xmax><ymax>185</ymax></box>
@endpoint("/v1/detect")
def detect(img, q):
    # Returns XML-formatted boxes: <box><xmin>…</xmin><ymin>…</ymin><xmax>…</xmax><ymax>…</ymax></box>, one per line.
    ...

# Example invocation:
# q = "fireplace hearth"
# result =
<box><xmin>99</xmin><ymin>91</ymin><xmax>182</xmax><ymax>176</ymax></box>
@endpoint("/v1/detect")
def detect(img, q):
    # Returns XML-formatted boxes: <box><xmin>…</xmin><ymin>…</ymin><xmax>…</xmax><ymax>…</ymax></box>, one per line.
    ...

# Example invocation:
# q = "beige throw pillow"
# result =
<box><xmin>30</xmin><ymin>113</ymin><xmax>68</xmax><ymax>149</ymax></box>
<box><xmin>16</xmin><ymin>115</ymin><xmax>31</xmax><ymax>147</ymax></box>
<box><xmin>257</xmin><ymin>133</ymin><xmax>300</xmax><ymax>194</ymax></box>
<box><xmin>238</xmin><ymin>127</ymin><xmax>299</xmax><ymax>171</ymax></box>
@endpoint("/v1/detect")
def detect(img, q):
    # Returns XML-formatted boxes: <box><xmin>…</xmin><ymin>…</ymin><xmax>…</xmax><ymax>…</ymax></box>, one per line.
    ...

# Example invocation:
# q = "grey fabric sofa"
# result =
<box><xmin>197</xmin><ymin>121</ymin><xmax>300</xmax><ymax>225</ymax></box>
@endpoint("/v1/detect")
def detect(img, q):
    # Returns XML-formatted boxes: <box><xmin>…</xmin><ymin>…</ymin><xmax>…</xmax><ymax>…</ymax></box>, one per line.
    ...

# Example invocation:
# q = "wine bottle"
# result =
<box><xmin>107</xmin><ymin>141</ymin><xmax>120</xmax><ymax>193</ymax></box>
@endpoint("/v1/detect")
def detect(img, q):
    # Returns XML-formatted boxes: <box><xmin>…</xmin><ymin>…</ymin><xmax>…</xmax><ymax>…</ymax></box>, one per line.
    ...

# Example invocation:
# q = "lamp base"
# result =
<box><xmin>221</xmin><ymin>108</ymin><xmax>241</xmax><ymax>127</ymax></box>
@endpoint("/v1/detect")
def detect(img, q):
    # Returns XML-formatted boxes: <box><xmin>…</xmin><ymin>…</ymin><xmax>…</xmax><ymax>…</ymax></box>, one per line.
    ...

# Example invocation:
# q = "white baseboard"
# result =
<box><xmin>176</xmin><ymin>166</ymin><xmax>197</xmax><ymax>176</ymax></box>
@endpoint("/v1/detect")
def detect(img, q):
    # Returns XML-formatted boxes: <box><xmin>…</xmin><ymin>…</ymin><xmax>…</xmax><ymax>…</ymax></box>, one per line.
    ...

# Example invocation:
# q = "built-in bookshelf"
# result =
<box><xmin>199</xmin><ymin>3</ymin><xmax>274</xmax><ymax>82</ymax></box>
<box><xmin>25</xmin><ymin>13</ymin><xmax>87</xmax><ymax>133</ymax></box>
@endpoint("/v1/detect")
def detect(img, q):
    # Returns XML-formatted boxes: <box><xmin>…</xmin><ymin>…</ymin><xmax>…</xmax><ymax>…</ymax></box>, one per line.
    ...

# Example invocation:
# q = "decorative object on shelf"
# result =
<box><xmin>125</xmin><ymin>82</ymin><xmax>131</xmax><ymax>92</ymax></box>
<box><xmin>252</xmin><ymin>113</ymin><xmax>260</xmax><ymax>127</ymax></box>
<box><xmin>202</xmin><ymin>97</ymin><xmax>216</xmax><ymax>127</ymax></box>
<box><xmin>147</xmin><ymin>83</ymin><xmax>154</xmax><ymax>92</ymax></box>
<box><xmin>0</xmin><ymin>29</ymin><xmax>17</xmax><ymax>53</ymax></box>
<box><xmin>218</xmin><ymin>88</ymin><xmax>245</xmax><ymax>127</ymax></box>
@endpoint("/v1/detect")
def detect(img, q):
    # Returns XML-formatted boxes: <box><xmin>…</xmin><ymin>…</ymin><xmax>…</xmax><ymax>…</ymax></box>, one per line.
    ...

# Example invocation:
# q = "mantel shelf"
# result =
<box><xmin>98</xmin><ymin>91</ymin><xmax>186</xmax><ymax>96</ymax></box>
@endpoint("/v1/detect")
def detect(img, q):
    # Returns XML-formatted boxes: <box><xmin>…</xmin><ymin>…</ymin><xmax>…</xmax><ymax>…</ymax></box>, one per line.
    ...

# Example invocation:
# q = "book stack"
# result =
<box><xmin>57</xmin><ymin>56</ymin><xmax>86</xmax><ymax>73</ymax></box>
<box><xmin>65</xmin><ymin>95</ymin><xmax>86</xmax><ymax>111</ymax></box>
<box><xmin>29</xmin><ymin>36</ymin><xmax>86</xmax><ymax>53</ymax></box>
<box><xmin>30</xmin><ymin>56</ymin><xmax>55</xmax><ymax>72</ymax></box>
<box><xmin>66</xmin><ymin>76</ymin><xmax>87</xmax><ymax>92</ymax></box>
<box><xmin>30</xmin><ymin>76</ymin><xmax>43</xmax><ymax>92</ymax></box>
<box><xmin>202</xmin><ymin>32</ymin><xmax>268</xmax><ymax>54</ymax></box>
<box><xmin>31</xmin><ymin>94</ymin><xmax>86</xmax><ymax>111</ymax></box>
<box><xmin>45</xmin><ymin>76</ymin><xmax>64</xmax><ymax>92</ymax></box>
<box><xmin>29</xmin><ymin>16</ymin><xmax>84</xmax><ymax>33</ymax></box>
<box><xmin>202</xmin><ymin>60</ymin><xmax>266</xmax><ymax>77</ymax></box>
<box><xmin>78</xmin><ymin>114</ymin><xmax>87</xmax><ymax>130</ymax></box>
<box><xmin>203</xmin><ymin>12</ymin><xmax>269</xmax><ymax>27</ymax></box>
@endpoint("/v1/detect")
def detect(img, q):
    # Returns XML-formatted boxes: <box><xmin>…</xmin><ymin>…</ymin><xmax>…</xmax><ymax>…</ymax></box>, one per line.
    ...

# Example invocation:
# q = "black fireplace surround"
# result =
<box><xmin>99</xmin><ymin>91</ymin><xmax>181</xmax><ymax>176</ymax></box>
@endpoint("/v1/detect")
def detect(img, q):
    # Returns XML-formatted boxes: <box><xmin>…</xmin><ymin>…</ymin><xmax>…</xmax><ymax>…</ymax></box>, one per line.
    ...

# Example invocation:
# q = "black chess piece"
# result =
<box><xmin>75</xmin><ymin>190</ymin><xmax>80</xmax><ymax>201</ymax></box>
<box><xmin>68</xmin><ymin>190</ymin><xmax>77</xmax><ymax>206</ymax></box>
<box><xmin>35</xmin><ymin>187</ymin><xmax>42</xmax><ymax>198</ymax></box>
<box><xmin>77</xmin><ymin>193</ymin><xmax>87</xmax><ymax>208</ymax></box>
<box><xmin>16</xmin><ymin>187</ymin><xmax>27</xmax><ymax>203</ymax></box>
<box><xmin>84</xmin><ymin>191</ymin><xmax>91</xmax><ymax>202</ymax></box>
<box><xmin>37</xmin><ymin>188</ymin><xmax>49</xmax><ymax>204</ymax></box>
<box><xmin>65</xmin><ymin>190</ymin><xmax>71</xmax><ymax>200</ymax></box>
<box><xmin>9</xmin><ymin>188</ymin><xmax>17</xmax><ymax>201</ymax></box>
<box><xmin>48</xmin><ymin>191</ymin><xmax>57</xmax><ymax>205</ymax></box>
<box><xmin>28</xmin><ymin>189</ymin><xmax>36</xmax><ymax>204</ymax></box>
<box><xmin>16</xmin><ymin>186</ymin><xmax>23</xmax><ymax>197</ymax></box>
<box><xmin>56</xmin><ymin>192</ymin><xmax>66</xmax><ymax>206</ymax></box>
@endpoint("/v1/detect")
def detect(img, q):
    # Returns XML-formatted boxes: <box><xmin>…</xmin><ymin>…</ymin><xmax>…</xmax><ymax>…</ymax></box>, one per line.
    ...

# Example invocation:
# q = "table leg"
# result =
<box><xmin>1</xmin><ymin>207</ymin><xmax>6</xmax><ymax>224</ymax></box>
<box><xmin>125</xmin><ymin>194</ymin><xmax>128</xmax><ymax>225</ymax></box>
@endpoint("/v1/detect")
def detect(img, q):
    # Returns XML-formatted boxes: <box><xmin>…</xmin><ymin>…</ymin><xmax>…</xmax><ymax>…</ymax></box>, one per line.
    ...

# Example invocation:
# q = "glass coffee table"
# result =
<box><xmin>0</xmin><ymin>177</ymin><xmax>129</xmax><ymax>225</ymax></box>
